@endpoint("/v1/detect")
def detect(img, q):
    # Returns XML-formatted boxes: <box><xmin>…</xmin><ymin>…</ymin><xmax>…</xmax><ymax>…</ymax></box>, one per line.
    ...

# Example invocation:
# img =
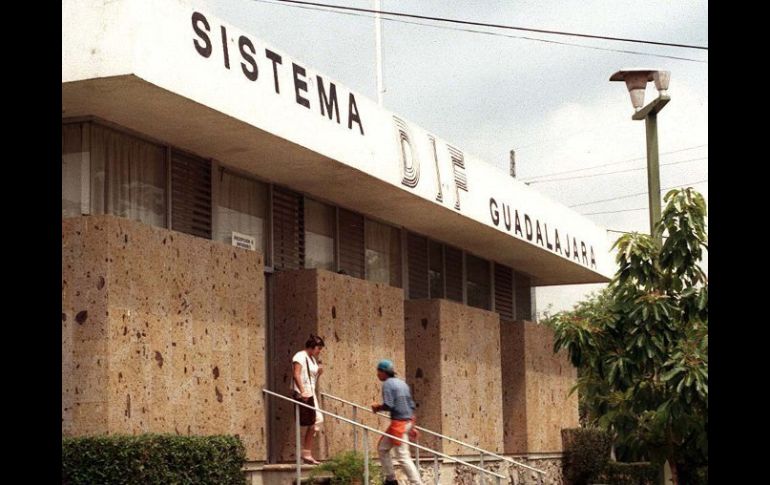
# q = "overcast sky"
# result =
<box><xmin>199</xmin><ymin>0</ymin><xmax>708</xmax><ymax>315</ymax></box>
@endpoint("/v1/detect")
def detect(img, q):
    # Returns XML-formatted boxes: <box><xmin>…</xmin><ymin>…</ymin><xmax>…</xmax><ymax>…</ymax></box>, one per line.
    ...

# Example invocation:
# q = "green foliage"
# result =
<box><xmin>61</xmin><ymin>434</ymin><xmax>247</xmax><ymax>485</ymax></box>
<box><xmin>597</xmin><ymin>462</ymin><xmax>659</xmax><ymax>485</ymax></box>
<box><xmin>544</xmin><ymin>188</ymin><xmax>708</xmax><ymax>483</ymax></box>
<box><xmin>561</xmin><ymin>427</ymin><xmax>612</xmax><ymax>485</ymax></box>
<box><xmin>310</xmin><ymin>451</ymin><xmax>382</xmax><ymax>485</ymax></box>
<box><xmin>693</xmin><ymin>465</ymin><xmax>708</xmax><ymax>485</ymax></box>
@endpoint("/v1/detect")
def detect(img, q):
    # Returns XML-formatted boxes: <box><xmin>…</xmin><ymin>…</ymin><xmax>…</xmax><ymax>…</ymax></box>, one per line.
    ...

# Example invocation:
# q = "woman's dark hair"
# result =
<box><xmin>305</xmin><ymin>334</ymin><xmax>325</xmax><ymax>349</ymax></box>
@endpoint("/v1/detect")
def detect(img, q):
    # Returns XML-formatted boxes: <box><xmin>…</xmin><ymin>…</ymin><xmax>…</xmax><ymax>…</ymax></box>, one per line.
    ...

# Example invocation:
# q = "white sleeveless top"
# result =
<box><xmin>291</xmin><ymin>350</ymin><xmax>319</xmax><ymax>395</ymax></box>
<box><xmin>291</xmin><ymin>350</ymin><xmax>323</xmax><ymax>425</ymax></box>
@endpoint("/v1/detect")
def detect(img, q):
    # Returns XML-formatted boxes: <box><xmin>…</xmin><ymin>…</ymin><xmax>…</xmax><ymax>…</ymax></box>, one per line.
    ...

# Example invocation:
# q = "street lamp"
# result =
<box><xmin>610</xmin><ymin>68</ymin><xmax>670</xmax><ymax>246</ymax></box>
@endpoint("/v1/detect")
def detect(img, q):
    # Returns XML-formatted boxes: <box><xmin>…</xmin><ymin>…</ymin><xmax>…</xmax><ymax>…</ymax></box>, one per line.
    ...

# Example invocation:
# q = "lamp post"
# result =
<box><xmin>610</xmin><ymin>69</ymin><xmax>671</xmax><ymax>246</ymax></box>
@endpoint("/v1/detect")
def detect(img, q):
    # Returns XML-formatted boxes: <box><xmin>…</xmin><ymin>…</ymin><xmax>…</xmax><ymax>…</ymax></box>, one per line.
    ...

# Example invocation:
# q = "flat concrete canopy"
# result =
<box><xmin>63</xmin><ymin>75</ymin><xmax>611</xmax><ymax>286</ymax></box>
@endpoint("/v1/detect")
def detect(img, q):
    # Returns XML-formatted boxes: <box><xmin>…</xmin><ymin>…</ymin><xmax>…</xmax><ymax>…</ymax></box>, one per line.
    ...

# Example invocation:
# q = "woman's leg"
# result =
<box><xmin>301</xmin><ymin>426</ymin><xmax>320</xmax><ymax>464</ymax></box>
<box><xmin>303</xmin><ymin>425</ymin><xmax>315</xmax><ymax>451</ymax></box>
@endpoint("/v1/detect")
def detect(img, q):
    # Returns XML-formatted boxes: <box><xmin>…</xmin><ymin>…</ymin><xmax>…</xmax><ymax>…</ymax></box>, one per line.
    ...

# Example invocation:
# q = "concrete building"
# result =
<box><xmin>62</xmin><ymin>0</ymin><xmax>612</xmax><ymax>482</ymax></box>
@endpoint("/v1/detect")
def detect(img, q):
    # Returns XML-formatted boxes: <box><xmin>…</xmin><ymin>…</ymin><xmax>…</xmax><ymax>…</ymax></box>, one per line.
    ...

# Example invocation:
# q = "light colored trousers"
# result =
<box><xmin>378</xmin><ymin>421</ymin><xmax>422</xmax><ymax>484</ymax></box>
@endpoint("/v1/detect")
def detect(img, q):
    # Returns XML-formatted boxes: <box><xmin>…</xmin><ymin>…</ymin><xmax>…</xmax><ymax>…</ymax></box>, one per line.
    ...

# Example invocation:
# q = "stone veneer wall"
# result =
<box><xmin>62</xmin><ymin>215</ymin><xmax>267</xmax><ymax>460</ymax></box>
<box><xmin>449</xmin><ymin>456</ymin><xmax>566</xmax><ymax>485</ymax></box>
<box><xmin>501</xmin><ymin>320</ymin><xmax>578</xmax><ymax>454</ymax></box>
<box><xmin>404</xmin><ymin>299</ymin><xmax>504</xmax><ymax>455</ymax></box>
<box><xmin>272</xmin><ymin>269</ymin><xmax>405</xmax><ymax>461</ymax></box>
<box><xmin>402</xmin><ymin>300</ymin><xmax>443</xmax><ymax>452</ymax></box>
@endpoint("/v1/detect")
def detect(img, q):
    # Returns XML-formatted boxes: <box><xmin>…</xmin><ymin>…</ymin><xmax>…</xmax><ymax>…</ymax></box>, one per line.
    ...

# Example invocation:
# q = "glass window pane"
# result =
<box><xmin>171</xmin><ymin>151</ymin><xmax>212</xmax><ymax>239</ymax></box>
<box><xmin>366</xmin><ymin>219</ymin><xmax>401</xmax><ymax>287</ymax></box>
<box><xmin>466</xmin><ymin>253</ymin><xmax>491</xmax><ymax>310</ymax></box>
<box><xmin>444</xmin><ymin>245</ymin><xmax>463</xmax><ymax>302</ymax></box>
<box><xmin>429</xmin><ymin>240</ymin><xmax>444</xmax><ymax>298</ymax></box>
<box><xmin>407</xmin><ymin>232</ymin><xmax>429</xmax><ymax>298</ymax></box>
<box><xmin>215</xmin><ymin>168</ymin><xmax>267</xmax><ymax>252</ymax></box>
<box><xmin>388</xmin><ymin>227</ymin><xmax>402</xmax><ymax>288</ymax></box>
<box><xmin>515</xmin><ymin>272</ymin><xmax>533</xmax><ymax>320</ymax></box>
<box><xmin>62</xmin><ymin>123</ymin><xmax>88</xmax><ymax>218</ymax></box>
<box><xmin>91</xmin><ymin>124</ymin><xmax>166</xmax><ymax>228</ymax></box>
<box><xmin>365</xmin><ymin>219</ymin><xmax>390</xmax><ymax>284</ymax></box>
<box><xmin>305</xmin><ymin>198</ymin><xmax>335</xmax><ymax>270</ymax></box>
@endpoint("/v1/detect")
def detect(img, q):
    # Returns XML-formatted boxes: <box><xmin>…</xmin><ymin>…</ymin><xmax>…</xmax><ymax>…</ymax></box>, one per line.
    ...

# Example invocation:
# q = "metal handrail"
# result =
<box><xmin>262</xmin><ymin>389</ymin><xmax>506</xmax><ymax>484</ymax></box>
<box><xmin>321</xmin><ymin>391</ymin><xmax>547</xmax><ymax>478</ymax></box>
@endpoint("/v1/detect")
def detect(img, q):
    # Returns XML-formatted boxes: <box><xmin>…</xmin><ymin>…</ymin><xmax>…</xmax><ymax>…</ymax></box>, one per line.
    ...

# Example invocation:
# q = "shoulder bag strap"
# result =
<box><xmin>305</xmin><ymin>355</ymin><xmax>313</xmax><ymax>390</ymax></box>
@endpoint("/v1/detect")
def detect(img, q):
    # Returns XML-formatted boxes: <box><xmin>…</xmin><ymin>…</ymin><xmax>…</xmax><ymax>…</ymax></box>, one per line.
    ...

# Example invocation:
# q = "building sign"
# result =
<box><xmin>190</xmin><ymin>11</ymin><xmax>364</xmax><ymax>136</ymax></box>
<box><xmin>62</xmin><ymin>0</ymin><xmax>613</xmax><ymax>278</ymax></box>
<box><xmin>231</xmin><ymin>231</ymin><xmax>256</xmax><ymax>251</ymax></box>
<box><xmin>489</xmin><ymin>197</ymin><xmax>596</xmax><ymax>268</ymax></box>
<box><xmin>389</xmin><ymin>112</ymin><xmax>597</xmax><ymax>269</ymax></box>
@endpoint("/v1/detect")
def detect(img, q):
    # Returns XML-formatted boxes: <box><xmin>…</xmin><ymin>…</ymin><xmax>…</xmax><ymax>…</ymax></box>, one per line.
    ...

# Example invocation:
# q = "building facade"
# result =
<box><xmin>63</xmin><ymin>0</ymin><xmax>612</xmax><ymax>478</ymax></box>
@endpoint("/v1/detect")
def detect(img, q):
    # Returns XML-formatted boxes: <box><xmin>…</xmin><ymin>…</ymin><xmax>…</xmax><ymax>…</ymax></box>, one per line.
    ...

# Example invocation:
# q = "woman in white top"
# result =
<box><xmin>292</xmin><ymin>334</ymin><xmax>325</xmax><ymax>464</ymax></box>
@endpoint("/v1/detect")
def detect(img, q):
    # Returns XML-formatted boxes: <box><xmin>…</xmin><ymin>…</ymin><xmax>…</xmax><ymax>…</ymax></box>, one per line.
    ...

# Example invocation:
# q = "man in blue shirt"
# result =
<box><xmin>371</xmin><ymin>359</ymin><xmax>422</xmax><ymax>485</ymax></box>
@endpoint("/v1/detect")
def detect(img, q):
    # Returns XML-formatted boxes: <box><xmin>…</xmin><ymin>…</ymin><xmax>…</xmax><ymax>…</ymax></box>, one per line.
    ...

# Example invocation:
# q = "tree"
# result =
<box><xmin>544</xmin><ymin>188</ymin><xmax>708</xmax><ymax>485</ymax></box>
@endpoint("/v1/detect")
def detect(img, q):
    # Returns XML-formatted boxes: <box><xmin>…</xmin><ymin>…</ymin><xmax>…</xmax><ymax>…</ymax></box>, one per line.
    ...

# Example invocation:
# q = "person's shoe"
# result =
<box><xmin>383</xmin><ymin>479</ymin><xmax>399</xmax><ymax>485</ymax></box>
<box><xmin>301</xmin><ymin>450</ymin><xmax>320</xmax><ymax>465</ymax></box>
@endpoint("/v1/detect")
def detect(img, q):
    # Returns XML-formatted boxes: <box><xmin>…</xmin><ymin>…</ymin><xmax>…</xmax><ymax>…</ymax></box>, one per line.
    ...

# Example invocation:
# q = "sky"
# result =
<box><xmin>198</xmin><ymin>0</ymin><xmax>708</xmax><ymax>316</ymax></box>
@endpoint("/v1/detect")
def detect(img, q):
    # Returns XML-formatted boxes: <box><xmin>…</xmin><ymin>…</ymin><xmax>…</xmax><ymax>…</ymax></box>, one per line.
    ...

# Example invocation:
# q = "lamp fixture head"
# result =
<box><xmin>610</xmin><ymin>69</ymin><xmax>657</xmax><ymax>111</ymax></box>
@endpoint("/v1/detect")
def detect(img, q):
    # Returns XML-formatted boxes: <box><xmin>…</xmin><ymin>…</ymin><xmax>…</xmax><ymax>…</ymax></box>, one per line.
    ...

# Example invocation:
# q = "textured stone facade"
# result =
<box><xmin>501</xmin><ymin>320</ymin><xmax>578</xmax><ymax>454</ymax></box>
<box><xmin>405</xmin><ymin>299</ymin><xmax>504</xmax><ymax>455</ymax></box>
<box><xmin>272</xmin><ymin>269</ymin><xmax>405</xmax><ymax>461</ymax></box>
<box><xmin>62</xmin><ymin>216</ymin><xmax>577</xmax><ymax>467</ymax></box>
<box><xmin>62</xmin><ymin>215</ymin><xmax>267</xmax><ymax>460</ymax></box>
<box><xmin>395</xmin><ymin>456</ymin><xmax>565</xmax><ymax>485</ymax></box>
<box><xmin>452</xmin><ymin>456</ymin><xmax>566</xmax><ymax>485</ymax></box>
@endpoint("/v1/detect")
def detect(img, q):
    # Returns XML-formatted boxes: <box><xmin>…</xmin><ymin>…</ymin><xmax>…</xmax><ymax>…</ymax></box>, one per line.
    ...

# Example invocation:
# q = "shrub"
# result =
<box><xmin>62</xmin><ymin>433</ymin><xmax>246</xmax><ymax>485</ymax></box>
<box><xmin>693</xmin><ymin>465</ymin><xmax>708</xmax><ymax>485</ymax></box>
<box><xmin>597</xmin><ymin>462</ymin><xmax>659</xmax><ymax>485</ymax></box>
<box><xmin>561</xmin><ymin>427</ymin><xmax>612</xmax><ymax>485</ymax></box>
<box><xmin>310</xmin><ymin>451</ymin><xmax>382</xmax><ymax>485</ymax></box>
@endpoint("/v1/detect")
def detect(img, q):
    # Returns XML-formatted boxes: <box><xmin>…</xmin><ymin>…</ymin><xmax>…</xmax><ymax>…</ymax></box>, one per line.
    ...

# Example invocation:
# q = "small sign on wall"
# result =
<box><xmin>231</xmin><ymin>231</ymin><xmax>256</xmax><ymax>251</ymax></box>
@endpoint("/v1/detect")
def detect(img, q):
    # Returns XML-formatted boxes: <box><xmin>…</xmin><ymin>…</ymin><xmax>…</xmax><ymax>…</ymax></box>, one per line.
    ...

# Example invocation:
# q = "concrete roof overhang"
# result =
<box><xmin>63</xmin><ymin>75</ymin><xmax>610</xmax><ymax>286</ymax></box>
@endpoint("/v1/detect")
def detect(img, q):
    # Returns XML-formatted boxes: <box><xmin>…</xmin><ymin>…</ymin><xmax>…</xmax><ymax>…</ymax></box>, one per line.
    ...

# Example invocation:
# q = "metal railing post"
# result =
<box><xmin>263</xmin><ymin>390</ymin><xmax>507</xmax><ymax>483</ymax></box>
<box><xmin>480</xmin><ymin>452</ymin><xmax>485</xmax><ymax>485</ymax></box>
<box><xmin>434</xmin><ymin>454</ymin><xmax>439</xmax><ymax>485</ymax></box>
<box><xmin>320</xmin><ymin>391</ymin><xmax>546</xmax><ymax>479</ymax></box>
<box><xmin>295</xmin><ymin>403</ymin><xmax>301</xmax><ymax>485</ymax></box>
<box><xmin>363</xmin><ymin>429</ymin><xmax>370</xmax><ymax>485</ymax></box>
<box><xmin>353</xmin><ymin>406</ymin><xmax>358</xmax><ymax>452</ymax></box>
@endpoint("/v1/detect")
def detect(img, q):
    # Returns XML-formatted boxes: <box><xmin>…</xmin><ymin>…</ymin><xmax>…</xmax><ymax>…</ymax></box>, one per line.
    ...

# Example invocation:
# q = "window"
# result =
<box><xmin>272</xmin><ymin>186</ymin><xmax>305</xmax><ymax>271</ymax></box>
<box><xmin>365</xmin><ymin>219</ymin><xmax>402</xmax><ymax>287</ymax></box>
<box><xmin>215</xmin><ymin>168</ymin><xmax>268</xmax><ymax>252</ymax></box>
<box><xmin>305</xmin><ymin>198</ymin><xmax>335</xmax><ymax>271</ymax></box>
<box><xmin>515</xmin><ymin>272</ymin><xmax>533</xmax><ymax>320</ymax></box>
<box><xmin>338</xmin><ymin>209</ymin><xmax>365</xmax><ymax>278</ymax></box>
<box><xmin>428</xmin><ymin>240</ymin><xmax>444</xmax><ymax>298</ymax></box>
<box><xmin>171</xmin><ymin>151</ymin><xmax>212</xmax><ymax>239</ymax></box>
<box><xmin>406</xmin><ymin>232</ymin><xmax>429</xmax><ymax>299</ymax></box>
<box><xmin>494</xmin><ymin>263</ymin><xmax>514</xmax><ymax>320</ymax></box>
<box><xmin>444</xmin><ymin>245</ymin><xmax>463</xmax><ymax>302</ymax></box>
<box><xmin>62</xmin><ymin>123</ymin><xmax>89</xmax><ymax>218</ymax></box>
<box><xmin>90</xmin><ymin>124</ymin><xmax>167</xmax><ymax>228</ymax></box>
<box><xmin>466</xmin><ymin>253</ymin><xmax>491</xmax><ymax>310</ymax></box>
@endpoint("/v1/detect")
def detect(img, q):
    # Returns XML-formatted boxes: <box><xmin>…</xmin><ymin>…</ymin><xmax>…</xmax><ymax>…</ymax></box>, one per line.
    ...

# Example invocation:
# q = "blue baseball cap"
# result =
<box><xmin>377</xmin><ymin>359</ymin><xmax>395</xmax><ymax>374</ymax></box>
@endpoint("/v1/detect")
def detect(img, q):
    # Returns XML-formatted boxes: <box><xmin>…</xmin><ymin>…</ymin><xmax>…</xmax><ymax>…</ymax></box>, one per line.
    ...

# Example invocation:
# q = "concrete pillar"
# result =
<box><xmin>405</xmin><ymin>299</ymin><xmax>504</xmax><ymax>455</ymax></box>
<box><xmin>62</xmin><ymin>215</ymin><xmax>267</xmax><ymax>460</ymax></box>
<box><xmin>501</xmin><ymin>319</ymin><xmax>578</xmax><ymax>454</ymax></box>
<box><xmin>272</xmin><ymin>269</ymin><xmax>405</xmax><ymax>461</ymax></box>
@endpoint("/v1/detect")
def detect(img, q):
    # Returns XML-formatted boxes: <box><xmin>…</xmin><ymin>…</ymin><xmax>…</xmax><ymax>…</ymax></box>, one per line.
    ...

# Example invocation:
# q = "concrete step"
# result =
<box><xmin>257</xmin><ymin>463</ymin><xmax>334</xmax><ymax>485</ymax></box>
